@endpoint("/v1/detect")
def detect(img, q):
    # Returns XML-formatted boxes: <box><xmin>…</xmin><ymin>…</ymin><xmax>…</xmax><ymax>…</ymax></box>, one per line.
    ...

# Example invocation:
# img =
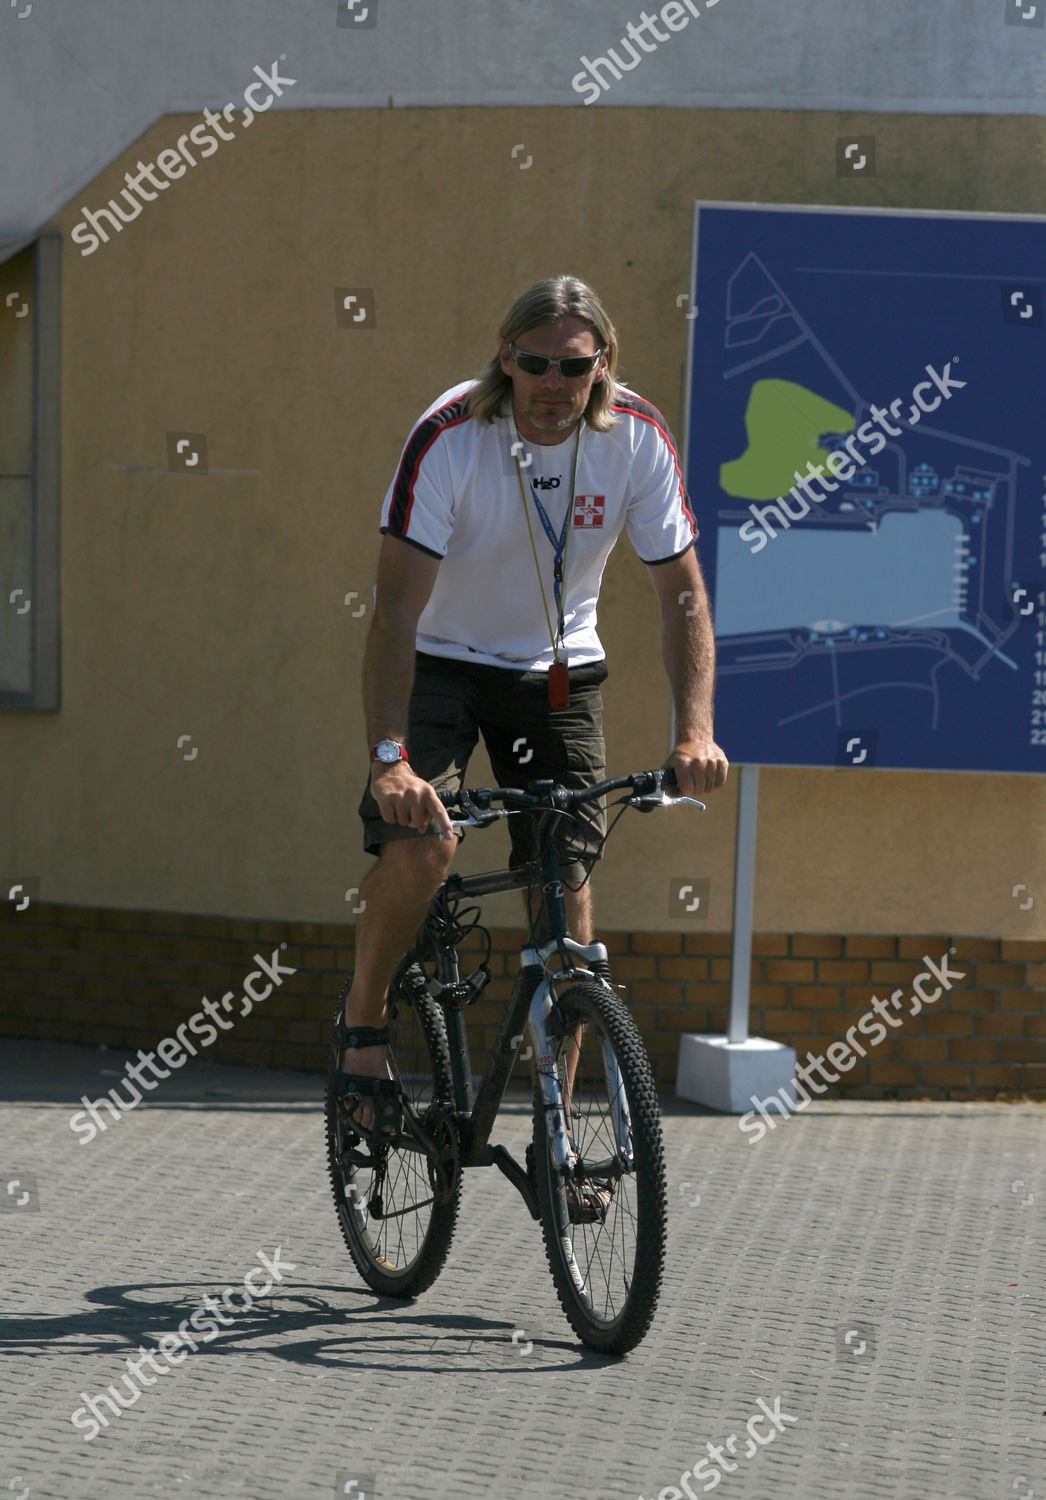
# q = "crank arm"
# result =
<box><xmin>490</xmin><ymin>1143</ymin><xmax>540</xmax><ymax>1220</ymax></box>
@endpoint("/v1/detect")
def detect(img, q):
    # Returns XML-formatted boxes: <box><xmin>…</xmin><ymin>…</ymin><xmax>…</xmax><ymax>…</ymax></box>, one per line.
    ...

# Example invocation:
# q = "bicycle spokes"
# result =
<box><xmin>555</xmin><ymin>1017</ymin><xmax>639</xmax><ymax>1290</ymax></box>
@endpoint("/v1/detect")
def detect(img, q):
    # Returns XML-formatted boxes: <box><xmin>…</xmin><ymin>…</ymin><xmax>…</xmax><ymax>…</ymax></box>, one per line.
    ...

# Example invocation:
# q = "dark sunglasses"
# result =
<box><xmin>509</xmin><ymin>342</ymin><xmax>604</xmax><ymax>378</ymax></box>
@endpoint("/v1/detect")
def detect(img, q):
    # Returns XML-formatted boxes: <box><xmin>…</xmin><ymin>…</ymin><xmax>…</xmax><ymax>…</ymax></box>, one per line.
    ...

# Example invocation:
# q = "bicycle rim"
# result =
<box><xmin>533</xmin><ymin>978</ymin><xmax>667</xmax><ymax>1354</ymax></box>
<box><xmin>326</xmin><ymin>967</ymin><xmax>460</xmax><ymax>1297</ymax></box>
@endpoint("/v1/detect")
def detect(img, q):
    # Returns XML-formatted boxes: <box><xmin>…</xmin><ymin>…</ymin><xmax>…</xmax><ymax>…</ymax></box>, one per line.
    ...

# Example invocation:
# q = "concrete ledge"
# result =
<box><xmin>676</xmin><ymin>1033</ymin><xmax>797</xmax><ymax>1115</ymax></box>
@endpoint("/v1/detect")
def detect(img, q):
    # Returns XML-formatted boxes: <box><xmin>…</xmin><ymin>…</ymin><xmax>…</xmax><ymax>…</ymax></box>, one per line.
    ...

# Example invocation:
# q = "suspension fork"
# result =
<box><xmin>526</xmin><ymin>972</ymin><xmax>575</xmax><ymax>1173</ymax></box>
<box><xmin>601</xmin><ymin>1038</ymin><xmax>635</xmax><ymax>1170</ymax></box>
<box><xmin>529</xmin><ymin>989</ymin><xmax>633</xmax><ymax>1172</ymax></box>
<box><xmin>587</xmin><ymin>956</ymin><xmax>636</xmax><ymax>1166</ymax></box>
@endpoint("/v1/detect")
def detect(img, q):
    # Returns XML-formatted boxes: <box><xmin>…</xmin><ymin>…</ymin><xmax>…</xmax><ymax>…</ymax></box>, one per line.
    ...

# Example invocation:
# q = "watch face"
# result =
<box><xmin>376</xmin><ymin>740</ymin><xmax>401</xmax><ymax>762</ymax></box>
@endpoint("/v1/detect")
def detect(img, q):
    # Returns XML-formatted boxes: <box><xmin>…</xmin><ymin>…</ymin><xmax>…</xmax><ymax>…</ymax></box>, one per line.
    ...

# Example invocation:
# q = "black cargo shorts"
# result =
<box><xmin>358</xmin><ymin>651</ymin><xmax>609</xmax><ymax>882</ymax></box>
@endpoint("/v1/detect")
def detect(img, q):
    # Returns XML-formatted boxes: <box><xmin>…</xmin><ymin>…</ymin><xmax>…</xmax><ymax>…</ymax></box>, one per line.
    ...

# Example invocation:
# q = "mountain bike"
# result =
<box><xmin>325</xmin><ymin>766</ymin><xmax>704</xmax><ymax>1355</ymax></box>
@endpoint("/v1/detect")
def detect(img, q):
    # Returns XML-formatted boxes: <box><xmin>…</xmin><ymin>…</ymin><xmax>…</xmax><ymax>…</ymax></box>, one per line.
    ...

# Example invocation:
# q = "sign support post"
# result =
<box><xmin>727</xmin><ymin>765</ymin><xmax>758</xmax><ymax>1043</ymax></box>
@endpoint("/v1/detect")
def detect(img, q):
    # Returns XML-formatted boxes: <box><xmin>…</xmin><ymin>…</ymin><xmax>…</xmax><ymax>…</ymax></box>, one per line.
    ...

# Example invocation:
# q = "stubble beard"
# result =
<box><xmin>525</xmin><ymin>400</ymin><xmax>582</xmax><ymax>437</ymax></box>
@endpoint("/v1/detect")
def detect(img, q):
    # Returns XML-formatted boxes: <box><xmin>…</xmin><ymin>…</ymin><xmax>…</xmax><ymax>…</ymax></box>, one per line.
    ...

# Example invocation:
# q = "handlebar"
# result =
<box><xmin>436</xmin><ymin>767</ymin><xmax>705</xmax><ymax>823</ymax></box>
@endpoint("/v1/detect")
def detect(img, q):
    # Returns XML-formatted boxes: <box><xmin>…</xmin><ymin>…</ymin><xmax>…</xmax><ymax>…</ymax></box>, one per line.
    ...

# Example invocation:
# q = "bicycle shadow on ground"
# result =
<box><xmin>0</xmin><ymin>1280</ymin><xmax>606</xmax><ymax>1371</ymax></box>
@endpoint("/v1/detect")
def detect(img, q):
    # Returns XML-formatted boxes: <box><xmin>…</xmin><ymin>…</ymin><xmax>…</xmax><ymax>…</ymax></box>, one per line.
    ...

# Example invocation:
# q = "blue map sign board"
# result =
<box><xmin>683</xmin><ymin>202</ymin><xmax>1045</xmax><ymax>775</ymax></box>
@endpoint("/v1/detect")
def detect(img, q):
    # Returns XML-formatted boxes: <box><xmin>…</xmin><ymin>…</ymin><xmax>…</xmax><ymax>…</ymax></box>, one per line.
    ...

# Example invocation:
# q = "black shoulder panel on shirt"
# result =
<box><xmin>610</xmin><ymin>390</ymin><xmax>670</xmax><ymax>429</ymax></box>
<box><xmin>610</xmin><ymin>392</ymin><xmax>697</xmax><ymax>541</ymax></box>
<box><xmin>386</xmin><ymin>394</ymin><xmax>473</xmax><ymax>540</ymax></box>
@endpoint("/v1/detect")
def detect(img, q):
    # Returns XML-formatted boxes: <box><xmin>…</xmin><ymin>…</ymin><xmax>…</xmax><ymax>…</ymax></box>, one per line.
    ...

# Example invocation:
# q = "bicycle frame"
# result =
<box><xmin>402</xmin><ymin>809</ymin><xmax>624</xmax><ymax>1218</ymax></box>
<box><xmin>392</xmin><ymin>772</ymin><xmax>703</xmax><ymax>1218</ymax></box>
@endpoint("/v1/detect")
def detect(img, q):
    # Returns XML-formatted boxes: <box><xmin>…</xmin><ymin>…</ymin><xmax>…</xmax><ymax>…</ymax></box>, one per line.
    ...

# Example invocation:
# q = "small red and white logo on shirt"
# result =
<box><xmin>573</xmin><ymin>494</ymin><xmax>605</xmax><ymax>528</ymax></box>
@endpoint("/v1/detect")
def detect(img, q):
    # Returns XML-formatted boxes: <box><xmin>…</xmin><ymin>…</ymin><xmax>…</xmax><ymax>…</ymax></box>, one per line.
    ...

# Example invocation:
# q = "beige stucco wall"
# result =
<box><xmin>2</xmin><ymin>106</ymin><xmax>1043</xmax><ymax>933</ymax></box>
<box><xmin>0</xmin><ymin>248</ymin><xmax>34</xmax><ymax>697</ymax></box>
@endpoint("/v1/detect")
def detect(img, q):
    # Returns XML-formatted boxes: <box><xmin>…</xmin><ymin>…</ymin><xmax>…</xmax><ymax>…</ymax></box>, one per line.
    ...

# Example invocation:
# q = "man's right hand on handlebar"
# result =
<box><xmin>369</xmin><ymin>761</ymin><xmax>456</xmax><ymax>840</ymax></box>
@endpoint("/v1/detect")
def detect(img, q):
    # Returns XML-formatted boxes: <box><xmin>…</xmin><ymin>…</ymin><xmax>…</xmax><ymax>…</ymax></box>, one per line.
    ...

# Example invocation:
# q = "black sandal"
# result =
<box><xmin>333</xmin><ymin>1018</ymin><xmax>402</xmax><ymax>1155</ymax></box>
<box><xmin>566</xmin><ymin>1177</ymin><xmax>614</xmax><ymax>1223</ymax></box>
<box><xmin>564</xmin><ymin>1134</ymin><xmax>614</xmax><ymax>1223</ymax></box>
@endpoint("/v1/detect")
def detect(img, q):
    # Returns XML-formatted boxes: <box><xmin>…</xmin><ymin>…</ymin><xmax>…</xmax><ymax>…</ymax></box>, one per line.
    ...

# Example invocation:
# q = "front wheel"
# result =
<box><xmin>532</xmin><ymin>978</ymin><xmax>667</xmax><ymax>1355</ymax></box>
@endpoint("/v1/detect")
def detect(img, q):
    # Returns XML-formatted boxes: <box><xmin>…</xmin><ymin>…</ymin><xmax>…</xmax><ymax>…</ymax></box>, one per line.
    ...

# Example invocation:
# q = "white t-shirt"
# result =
<box><xmin>379</xmin><ymin>379</ymin><xmax>696</xmax><ymax>671</ymax></box>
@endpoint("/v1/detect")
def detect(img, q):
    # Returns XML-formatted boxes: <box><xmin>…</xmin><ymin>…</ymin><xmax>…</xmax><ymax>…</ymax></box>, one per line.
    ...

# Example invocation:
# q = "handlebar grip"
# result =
<box><xmin>631</xmin><ymin>764</ymin><xmax>679</xmax><ymax>811</ymax></box>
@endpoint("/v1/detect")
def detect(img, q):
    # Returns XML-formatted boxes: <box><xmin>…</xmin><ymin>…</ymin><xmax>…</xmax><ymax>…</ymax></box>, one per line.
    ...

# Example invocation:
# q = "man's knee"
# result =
<box><xmin>375</xmin><ymin>829</ymin><xmax>457</xmax><ymax>884</ymax></box>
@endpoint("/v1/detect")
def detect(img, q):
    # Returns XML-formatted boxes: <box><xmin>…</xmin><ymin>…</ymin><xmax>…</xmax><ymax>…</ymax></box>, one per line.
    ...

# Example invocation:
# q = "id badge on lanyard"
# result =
<box><xmin>513</xmin><ymin>422</ymin><xmax>583</xmax><ymax>713</ymax></box>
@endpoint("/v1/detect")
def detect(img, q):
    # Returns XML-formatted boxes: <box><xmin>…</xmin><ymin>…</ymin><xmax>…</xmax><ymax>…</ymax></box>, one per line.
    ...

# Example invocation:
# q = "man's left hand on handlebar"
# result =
<box><xmin>666</xmin><ymin>737</ymin><xmax>729</xmax><ymax>797</ymax></box>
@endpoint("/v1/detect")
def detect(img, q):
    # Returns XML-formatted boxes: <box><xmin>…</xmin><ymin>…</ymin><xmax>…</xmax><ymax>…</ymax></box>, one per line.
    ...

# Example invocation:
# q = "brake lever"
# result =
<box><xmin>448</xmin><ymin>808</ymin><xmax>515</xmax><ymax>829</ymax></box>
<box><xmin>448</xmin><ymin>788</ymin><xmax>481</xmax><ymax>830</ymax></box>
<box><xmin>627</xmin><ymin>792</ymin><xmax>706</xmax><ymax>813</ymax></box>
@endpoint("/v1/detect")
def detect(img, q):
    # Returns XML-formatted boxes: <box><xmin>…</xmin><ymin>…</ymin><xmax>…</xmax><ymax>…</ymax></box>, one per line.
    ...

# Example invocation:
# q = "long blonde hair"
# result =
<box><xmin>466</xmin><ymin>275</ymin><xmax>621</xmax><ymax>431</ymax></box>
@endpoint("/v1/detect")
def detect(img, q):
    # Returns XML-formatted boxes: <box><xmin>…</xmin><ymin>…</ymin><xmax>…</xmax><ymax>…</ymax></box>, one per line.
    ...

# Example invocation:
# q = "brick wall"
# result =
<box><xmin>1</xmin><ymin>903</ymin><xmax>1042</xmax><ymax>1098</ymax></box>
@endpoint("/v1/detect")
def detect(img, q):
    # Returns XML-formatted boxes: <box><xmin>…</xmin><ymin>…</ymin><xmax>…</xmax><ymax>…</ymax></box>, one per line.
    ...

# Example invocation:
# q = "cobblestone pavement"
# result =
<box><xmin>1</xmin><ymin>1038</ymin><xmax>1044</xmax><ymax>1500</ymax></box>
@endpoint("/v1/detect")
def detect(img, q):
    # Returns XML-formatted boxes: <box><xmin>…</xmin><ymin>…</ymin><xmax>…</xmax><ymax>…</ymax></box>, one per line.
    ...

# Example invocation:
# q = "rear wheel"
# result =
<box><xmin>532</xmin><ymin>978</ymin><xmax>667</xmax><ymax>1354</ymax></box>
<box><xmin>326</xmin><ymin>965</ymin><xmax>461</xmax><ymax>1297</ymax></box>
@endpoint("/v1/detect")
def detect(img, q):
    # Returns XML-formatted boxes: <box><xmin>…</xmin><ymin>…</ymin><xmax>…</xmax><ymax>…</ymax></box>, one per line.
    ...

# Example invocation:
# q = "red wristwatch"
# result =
<box><xmin>370</xmin><ymin>739</ymin><xmax>410</xmax><ymax>765</ymax></box>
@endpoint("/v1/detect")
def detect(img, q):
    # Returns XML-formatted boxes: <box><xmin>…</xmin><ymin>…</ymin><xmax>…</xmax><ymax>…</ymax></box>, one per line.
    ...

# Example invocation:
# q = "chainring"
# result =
<box><xmin>422</xmin><ymin>1100</ymin><xmax>461</xmax><ymax>1205</ymax></box>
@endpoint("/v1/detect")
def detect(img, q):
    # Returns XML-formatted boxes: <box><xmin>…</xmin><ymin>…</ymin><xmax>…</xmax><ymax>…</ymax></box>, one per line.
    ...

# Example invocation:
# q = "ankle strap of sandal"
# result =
<box><xmin>340</xmin><ymin>1022</ymin><xmax>390</xmax><ymax>1048</ymax></box>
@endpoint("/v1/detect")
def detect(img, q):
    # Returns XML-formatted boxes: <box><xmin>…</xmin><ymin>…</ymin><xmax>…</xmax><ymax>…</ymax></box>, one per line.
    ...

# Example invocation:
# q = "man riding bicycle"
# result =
<box><xmin>336</xmin><ymin>273</ymin><xmax>728</xmax><ymax>1145</ymax></box>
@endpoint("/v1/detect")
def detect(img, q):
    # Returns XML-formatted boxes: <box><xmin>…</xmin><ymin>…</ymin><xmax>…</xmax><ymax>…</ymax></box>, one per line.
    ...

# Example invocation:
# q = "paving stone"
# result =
<box><xmin>0</xmin><ymin>1041</ymin><xmax>1043</xmax><ymax>1499</ymax></box>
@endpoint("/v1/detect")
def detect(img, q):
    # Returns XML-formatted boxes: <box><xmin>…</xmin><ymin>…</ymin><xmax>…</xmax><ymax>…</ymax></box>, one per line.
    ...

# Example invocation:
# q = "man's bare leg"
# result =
<box><xmin>520</xmin><ymin>878</ymin><xmax>594</xmax><ymax>945</ymax></box>
<box><xmin>340</xmin><ymin>834</ymin><xmax>456</xmax><ymax>1122</ymax></box>
<box><xmin>564</xmin><ymin>882</ymin><xmax>594</xmax><ymax>945</ymax></box>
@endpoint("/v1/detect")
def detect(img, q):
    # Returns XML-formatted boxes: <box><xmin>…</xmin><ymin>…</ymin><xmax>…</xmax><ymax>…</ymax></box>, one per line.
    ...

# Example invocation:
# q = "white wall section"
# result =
<box><xmin>1</xmin><ymin>0</ymin><xmax>1043</xmax><ymax>236</ymax></box>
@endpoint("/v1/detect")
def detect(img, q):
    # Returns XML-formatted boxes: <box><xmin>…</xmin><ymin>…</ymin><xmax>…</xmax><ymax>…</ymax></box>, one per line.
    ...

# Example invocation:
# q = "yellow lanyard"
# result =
<box><xmin>513</xmin><ymin>422</ymin><xmax>583</xmax><ymax>665</ymax></box>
